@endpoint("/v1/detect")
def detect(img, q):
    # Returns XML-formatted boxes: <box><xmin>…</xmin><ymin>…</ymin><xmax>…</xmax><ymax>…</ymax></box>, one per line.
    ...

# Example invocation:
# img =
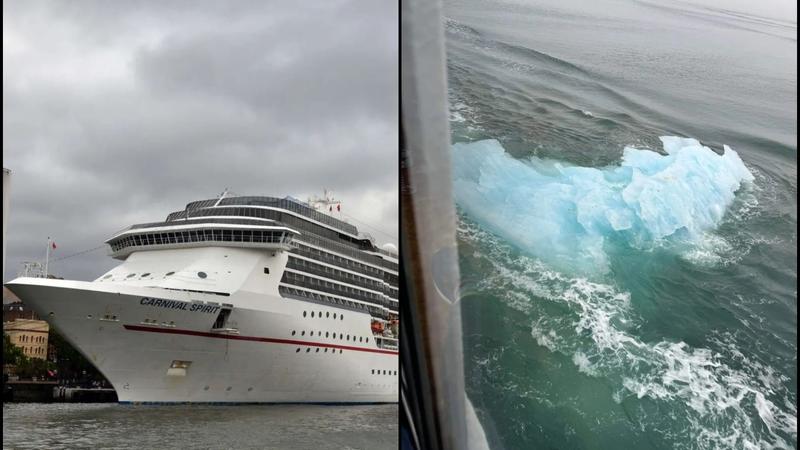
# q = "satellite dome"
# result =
<box><xmin>381</xmin><ymin>243</ymin><xmax>398</xmax><ymax>254</ymax></box>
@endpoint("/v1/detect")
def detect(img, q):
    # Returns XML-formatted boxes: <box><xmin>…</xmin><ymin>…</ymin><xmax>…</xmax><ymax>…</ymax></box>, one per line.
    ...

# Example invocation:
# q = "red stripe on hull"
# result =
<box><xmin>123</xmin><ymin>324</ymin><xmax>399</xmax><ymax>355</ymax></box>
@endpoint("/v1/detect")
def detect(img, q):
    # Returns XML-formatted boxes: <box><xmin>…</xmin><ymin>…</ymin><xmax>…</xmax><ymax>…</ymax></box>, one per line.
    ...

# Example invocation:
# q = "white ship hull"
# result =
<box><xmin>6</xmin><ymin>277</ymin><xmax>398</xmax><ymax>404</ymax></box>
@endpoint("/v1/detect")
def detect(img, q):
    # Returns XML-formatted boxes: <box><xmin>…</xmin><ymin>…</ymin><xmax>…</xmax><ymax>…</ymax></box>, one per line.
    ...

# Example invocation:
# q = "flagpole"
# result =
<box><xmin>45</xmin><ymin>236</ymin><xmax>50</xmax><ymax>278</ymax></box>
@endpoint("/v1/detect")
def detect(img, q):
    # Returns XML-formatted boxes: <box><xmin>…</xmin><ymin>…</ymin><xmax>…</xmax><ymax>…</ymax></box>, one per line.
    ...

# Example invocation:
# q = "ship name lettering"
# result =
<box><xmin>140</xmin><ymin>297</ymin><xmax>219</xmax><ymax>314</ymax></box>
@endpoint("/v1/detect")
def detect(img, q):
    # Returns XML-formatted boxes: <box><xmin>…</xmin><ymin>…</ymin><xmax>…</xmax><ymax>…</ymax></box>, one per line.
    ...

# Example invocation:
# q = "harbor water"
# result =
<box><xmin>2</xmin><ymin>403</ymin><xmax>398</xmax><ymax>450</ymax></box>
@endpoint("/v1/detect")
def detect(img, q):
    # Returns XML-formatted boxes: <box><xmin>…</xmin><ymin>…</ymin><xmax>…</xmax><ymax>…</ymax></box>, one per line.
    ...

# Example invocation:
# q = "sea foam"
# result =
<box><xmin>452</xmin><ymin>136</ymin><xmax>754</xmax><ymax>273</ymax></box>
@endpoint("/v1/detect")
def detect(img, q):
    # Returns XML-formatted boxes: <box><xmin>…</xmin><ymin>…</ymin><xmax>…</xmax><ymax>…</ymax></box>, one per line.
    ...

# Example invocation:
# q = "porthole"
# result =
<box><xmin>303</xmin><ymin>311</ymin><xmax>307</xmax><ymax>317</ymax></box>
<box><xmin>326</xmin><ymin>312</ymin><xmax>330</xmax><ymax>318</ymax></box>
<box><xmin>141</xmin><ymin>273</ymin><xmax>151</xmax><ymax>277</ymax></box>
<box><xmin>126</xmin><ymin>273</ymin><xmax>136</xmax><ymax>278</ymax></box>
<box><xmin>318</xmin><ymin>311</ymin><xmax>322</xmax><ymax>317</ymax></box>
<box><xmin>339</xmin><ymin>333</ymin><xmax>343</xmax><ymax>339</ymax></box>
<box><xmin>347</xmin><ymin>335</ymin><xmax>350</xmax><ymax>341</ymax></box>
<box><xmin>340</xmin><ymin>349</ymin><xmax>343</xmax><ymax>354</ymax></box>
<box><xmin>296</xmin><ymin>348</ymin><xmax>301</xmax><ymax>353</ymax></box>
<box><xmin>310</xmin><ymin>331</ymin><xmax>314</xmax><ymax>336</ymax></box>
<box><xmin>302</xmin><ymin>331</ymin><xmax>306</xmax><ymax>336</ymax></box>
<box><xmin>311</xmin><ymin>312</ymin><xmax>315</xmax><ymax>318</ymax></box>
<box><xmin>102</xmin><ymin>274</ymin><xmax>112</xmax><ymax>279</ymax></box>
<box><xmin>248</xmin><ymin>387</ymin><xmax>253</xmax><ymax>392</ymax></box>
<box><xmin>341</xmin><ymin>315</ymin><xmax>344</xmax><ymax>321</ymax></box>
<box><xmin>359</xmin><ymin>337</ymin><xmax>363</xmax><ymax>342</ymax></box>
<box><xmin>291</xmin><ymin>330</ymin><xmax>296</xmax><ymax>336</ymax></box>
<box><xmin>383</xmin><ymin>370</ymin><xmax>386</xmax><ymax>375</ymax></box>
<box><xmin>333</xmin><ymin>313</ymin><xmax>337</xmax><ymax>319</ymax></box>
<box><xmin>197</xmin><ymin>271</ymin><xmax>207</xmax><ymax>279</ymax></box>
<box><xmin>324</xmin><ymin>348</ymin><xmax>328</xmax><ymax>353</ymax></box>
<box><xmin>204</xmin><ymin>386</ymin><xmax>210</xmax><ymax>391</ymax></box>
<box><xmin>316</xmin><ymin>348</ymin><xmax>320</xmax><ymax>353</ymax></box>
<box><xmin>166</xmin><ymin>271</ymin><xmax>175</xmax><ymax>276</ymax></box>
<box><xmin>325</xmin><ymin>332</ymin><xmax>329</xmax><ymax>338</ymax></box>
<box><xmin>306</xmin><ymin>348</ymin><xmax>310</xmax><ymax>353</ymax></box>
<box><xmin>226</xmin><ymin>386</ymin><xmax>232</xmax><ymax>391</ymax></box>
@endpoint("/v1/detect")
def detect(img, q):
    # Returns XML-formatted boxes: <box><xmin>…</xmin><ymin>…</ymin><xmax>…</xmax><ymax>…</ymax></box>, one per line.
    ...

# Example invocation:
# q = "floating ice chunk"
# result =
<box><xmin>452</xmin><ymin>137</ymin><xmax>754</xmax><ymax>274</ymax></box>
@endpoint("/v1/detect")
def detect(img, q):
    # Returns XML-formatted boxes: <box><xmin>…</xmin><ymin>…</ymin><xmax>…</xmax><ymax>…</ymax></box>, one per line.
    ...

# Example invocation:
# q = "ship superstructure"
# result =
<box><xmin>5</xmin><ymin>194</ymin><xmax>399</xmax><ymax>403</ymax></box>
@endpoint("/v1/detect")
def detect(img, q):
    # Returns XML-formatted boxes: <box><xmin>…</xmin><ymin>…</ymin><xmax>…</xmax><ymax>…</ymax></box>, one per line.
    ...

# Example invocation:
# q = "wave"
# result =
<box><xmin>458</xmin><ymin>220</ymin><xmax>797</xmax><ymax>449</ymax></box>
<box><xmin>452</xmin><ymin>136</ymin><xmax>754</xmax><ymax>274</ymax></box>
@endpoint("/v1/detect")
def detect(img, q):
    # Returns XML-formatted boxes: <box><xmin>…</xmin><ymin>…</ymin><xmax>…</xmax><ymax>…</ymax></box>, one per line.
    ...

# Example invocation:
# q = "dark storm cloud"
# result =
<box><xmin>3</xmin><ymin>0</ymin><xmax>398</xmax><ymax>283</ymax></box>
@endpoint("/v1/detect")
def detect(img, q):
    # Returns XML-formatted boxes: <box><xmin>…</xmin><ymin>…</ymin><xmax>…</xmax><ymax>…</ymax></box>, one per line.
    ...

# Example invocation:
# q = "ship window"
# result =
<box><xmin>347</xmin><ymin>335</ymin><xmax>350</xmax><ymax>341</ymax></box>
<box><xmin>316</xmin><ymin>348</ymin><xmax>320</xmax><ymax>353</ymax></box>
<box><xmin>306</xmin><ymin>348</ymin><xmax>310</xmax><ymax>353</ymax></box>
<box><xmin>341</xmin><ymin>315</ymin><xmax>344</xmax><ymax>320</ymax></box>
<box><xmin>340</xmin><ymin>333</ymin><xmax>343</xmax><ymax>339</ymax></box>
<box><xmin>324</xmin><ymin>348</ymin><xmax>328</xmax><ymax>353</ymax></box>
<box><xmin>311</xmin><ymin>312</ymin><xmax>314</xmax><ymax>318</ymax></box>
<box><xmin>303</xmin><ymin>311</ymin><xmax>307</xmax><ymax>317</ymax></box>
<box><xmin>291</xmin><ymin>331</ymin><xmax>296</xmax><ymax>336</ymax></box>
<box><xmin>372</xmin><ymin>369</ymin><xmax>374</xmax><ymax>374</ymax></box>
<box><xmin>339</xmin><ymin>349</ymin><xmax>343</xmax><ymax>354</ymax></box>
<box><xmin>310</xmin><ymin>331</ymin><xmax>314</xmax><ymax>336</ymax></box>
<box><xmin>141</xmin><ymin>273</ymin><xmax>151</xmax><ymax>277</ymax></box>
<box><xmin>197</xmin><ymin>271</ymin><xmax>207</xmax><ymax>279</ymax></box>
<box><xmin>326</xmin><ymin>332</ymin><xmax>329</xmax><ymax>338</ymax></box>
<box><xmin>127</xmin><ymin>273</ymin><xmax>136</xmax><ymax>278</ymax></box>
<box><xmin>102</xmin><ymin>274</ymin><xmax>112</xmax><ymax>279</ymax></box>
<box><xmin>333</xmin><ymin>313</ymin><xmax>337</xmax><ymax>319</ymax></box>
<box><xmin>264</xmin><ymin>267</ymin><xmax>269</xmax><ymax>274</ymax></box>
<box><xmin>301</xmin><ymin>331</ymin><xmax>305</xmax><ymax>336</ymax></box>
<box><xmin>296</xmin><ymin>348</ymin><xmax>300</xmax><ymax>353</ymax></box>
<box><xmin>326</xmin><ymin>312</ymin><xmax>330</xmax><ymax>318</ymax></box>
<box><xmin>166</xmin><ymin>271</ymin><xmax>175</xmax><ymax>276</ymax></box>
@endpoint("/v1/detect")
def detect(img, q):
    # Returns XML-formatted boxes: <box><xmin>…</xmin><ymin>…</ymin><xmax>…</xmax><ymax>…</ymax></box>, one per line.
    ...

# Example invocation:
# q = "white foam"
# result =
<box><xmin>458</xmin><ymin>222</ymin><xmax>797</xmax><ymax>449</ymax></box>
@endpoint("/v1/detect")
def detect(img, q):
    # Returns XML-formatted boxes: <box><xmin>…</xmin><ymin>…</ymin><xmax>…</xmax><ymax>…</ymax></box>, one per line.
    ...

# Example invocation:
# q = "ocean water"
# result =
<box><xmin>2</xmin><ymin>403</ymin><xmax>398</xmax><ymax>450</ymax></box>
<box><xmin>445</xmin><ymin>0</ymin><xmax>797</xmax><ymax>449</ymax></box>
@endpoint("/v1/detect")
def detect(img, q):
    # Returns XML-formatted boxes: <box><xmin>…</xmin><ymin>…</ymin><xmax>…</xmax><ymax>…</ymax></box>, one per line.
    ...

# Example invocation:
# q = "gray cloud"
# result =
<box><xmin>3</xmin><ymin>0</ymin><xmax>398</xmax><ymax>282</ymax></box>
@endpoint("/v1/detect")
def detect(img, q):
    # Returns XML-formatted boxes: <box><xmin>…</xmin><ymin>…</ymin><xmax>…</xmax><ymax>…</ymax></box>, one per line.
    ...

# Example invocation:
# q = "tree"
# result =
<box><xmin>3</xmin><ymin>333</ymin><xmax>26</xmax><ymax>367</ymax></box>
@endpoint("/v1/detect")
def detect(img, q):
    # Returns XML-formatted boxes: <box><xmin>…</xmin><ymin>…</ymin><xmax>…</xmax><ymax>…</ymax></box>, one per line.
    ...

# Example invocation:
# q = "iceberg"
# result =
<box><xmin>452</xmin><ymin>136</ymin><xmax>754</xmax><ymax>274</ymax></box>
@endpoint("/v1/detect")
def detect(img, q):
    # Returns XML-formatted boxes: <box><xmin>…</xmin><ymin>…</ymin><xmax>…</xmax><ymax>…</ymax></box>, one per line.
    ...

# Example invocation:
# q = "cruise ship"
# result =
<box><xmin>5</xmin><ymin>193</ymin><xmax>399</xmax><ymax>403</ymax></box>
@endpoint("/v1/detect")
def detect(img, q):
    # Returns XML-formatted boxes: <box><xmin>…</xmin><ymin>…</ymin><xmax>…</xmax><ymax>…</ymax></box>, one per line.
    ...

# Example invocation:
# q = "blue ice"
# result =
<box><xmin>452</xmin><ymin>137</ymin><xmax>755</xmax><ymax>273</ymax></box>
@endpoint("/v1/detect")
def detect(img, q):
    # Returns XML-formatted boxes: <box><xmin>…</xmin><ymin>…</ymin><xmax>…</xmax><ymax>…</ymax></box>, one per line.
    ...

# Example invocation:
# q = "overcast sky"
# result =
<box><xmin>3</xmin><ymin>1</ymin><xmax>398</xmax><ymax>283</ymax></box>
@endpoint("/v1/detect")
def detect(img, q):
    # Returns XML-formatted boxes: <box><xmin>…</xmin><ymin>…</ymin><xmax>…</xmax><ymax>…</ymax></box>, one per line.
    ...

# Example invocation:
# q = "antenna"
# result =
<box><xmin>214</xmin><ymin>188</ymin><xmax>230</xmax><ymax>207</ymax></box>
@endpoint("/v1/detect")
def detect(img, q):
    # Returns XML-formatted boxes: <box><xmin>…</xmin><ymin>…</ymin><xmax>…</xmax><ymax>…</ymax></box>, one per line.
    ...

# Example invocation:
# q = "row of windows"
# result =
<box><xmin>215</xmin><ymin>196</ymin><xmax>359</xmax><ymax>235</ymax></box>
<box><xmin>371</xmin><ymin>369</ymin><xmax>397</xmax><ymax>376</ymax></box>
<box><xmin>291</xmin><ymin>329</ymin><xmax>370</xmax><ymax>344</ymax></box>
<box><xmin>19</xmin><ymin>346</ymin><xmax>46</xmax><ymax>355</ymax></box>
<box><xmin>294</xmin><ymin>243</ymin><xmax>387</xmax><ymax>278</ymax></box>
<box><xmin>280</xmin><ymin>286</ymin><xmax>392</xmax><ymax>319</ymax></box>
<box><xmin>295</xmin><ymin>234</ymin><xmax>397</xmax><ymax>273</ymax></box>
<box><xmin>282</xmin><ymin>271</ymin><xmax>389</xmax><ymax>307</ymax></box>
<box><xmin>302</xmin><ymin>310</ymin><xmax>344</xmax><ymax>320</ymax></box>
<box><xmin>296</xmin><ymin>347</ymin><xmax>344</xmax><ymax>354</ymax></box>
<box><xmin>288</xmin><ymin>257</ymin><xmax>386</xmax><ymax>293</ymax></box>
<box><xmin>169</xmin><ymin>205</ymin><xmax>363</xmax><ymax>250</ymax></box>
<box><xmin>17</xmin><ymin>334</ymin><xmax>46</xmax><ymax>343</ymax></box>
<box><xmin>109</xmin><ymin>229</ymin><xmax>290</xmax><ymax>252</ymax></box>
<box><xmin>165</xmin><ymin>198</ymin><xmax>398</xmax><ymax>272</ymax></box>
<box><xmin>103</xmin><ymin>270</ymin><xmax>202</xmax><ymax>279</ymax></box>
